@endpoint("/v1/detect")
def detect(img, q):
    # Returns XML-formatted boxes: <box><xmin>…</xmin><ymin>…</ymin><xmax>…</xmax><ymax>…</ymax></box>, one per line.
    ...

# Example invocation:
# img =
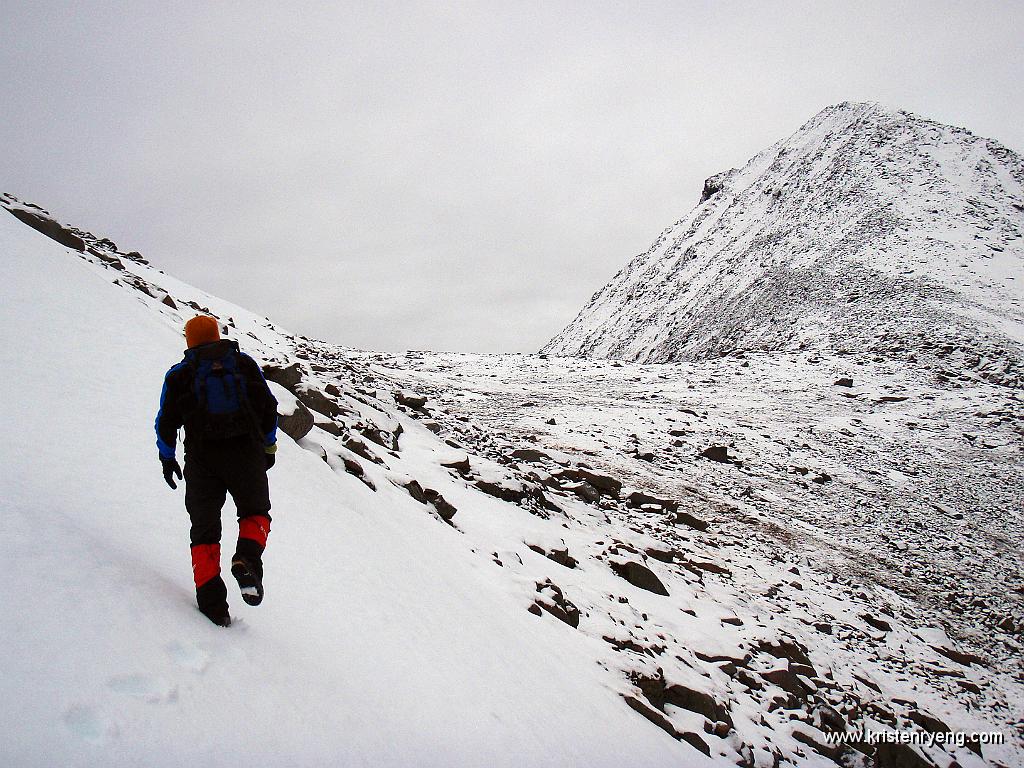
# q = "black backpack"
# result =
<box><xmin>183</xmin><ymin>341</ymin><xmax>260</xmax><ymax>441</ymax></box>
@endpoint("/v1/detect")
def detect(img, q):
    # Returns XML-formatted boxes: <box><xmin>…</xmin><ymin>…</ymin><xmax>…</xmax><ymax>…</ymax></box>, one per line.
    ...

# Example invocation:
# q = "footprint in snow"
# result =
<box><xmin>106</xmin><ymin>673</ymin><xmax>178</xmax><ymax>704</ymax></box>
<box><xmin>63</xmin><ymin>703</ymin><xmax>116</xmax><ymax>745</ymax></box>
<box><xmin>166</xmin><ymin>639</ymin><xmax>211</xmax><ymax>674</ymax></box>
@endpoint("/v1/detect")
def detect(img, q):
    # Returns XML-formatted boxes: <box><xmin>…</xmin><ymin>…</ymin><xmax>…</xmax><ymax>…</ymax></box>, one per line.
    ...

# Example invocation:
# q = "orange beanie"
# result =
<box><xmin>184</xmin><ymin>315</ymin><xmax>221</xmax><ymax>349</ymax></box>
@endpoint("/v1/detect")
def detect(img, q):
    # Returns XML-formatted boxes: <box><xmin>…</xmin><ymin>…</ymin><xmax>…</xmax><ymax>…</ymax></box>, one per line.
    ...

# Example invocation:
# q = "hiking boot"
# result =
<box><xmin>231</xmin><ymin>556</ymin><xmax>264</xmax><ymax>606</ymax></box>
<box><xmin>201</xmin><ymin>605</ymin><xmax>232</xmax><ymax>627</ymax></box>
<box><xmin>196</xmin><ymin>574</ymin><xmax>231</xmax><ymax>626</ymax></box>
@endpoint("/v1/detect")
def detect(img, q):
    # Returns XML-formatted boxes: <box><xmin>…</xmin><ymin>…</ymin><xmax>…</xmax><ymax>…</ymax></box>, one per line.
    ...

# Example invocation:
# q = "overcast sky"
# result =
<box><xmin>2</xmin><ymin>1</ymin><xmax>1022</xmax><ymax>352</ymax></box>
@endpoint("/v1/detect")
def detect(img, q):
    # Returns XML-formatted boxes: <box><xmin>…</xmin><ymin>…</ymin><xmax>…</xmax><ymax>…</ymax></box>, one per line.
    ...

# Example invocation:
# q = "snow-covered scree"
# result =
<box><xmin>542</xmin><ymin>101</ymin><xmax>1024</xmax><ymax>392</ymax></box>
<box><xmin>3</xmin><ymin>195</ymin><xmax>1022</xmax><ymax>766</ymax></box>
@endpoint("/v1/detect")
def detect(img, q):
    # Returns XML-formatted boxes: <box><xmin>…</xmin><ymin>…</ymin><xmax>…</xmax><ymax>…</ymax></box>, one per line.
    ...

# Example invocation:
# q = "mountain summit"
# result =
<box><xmin>543</xmin><ymin>102</ymin><xmax>1024</xmax><ymax>387</ymax></box>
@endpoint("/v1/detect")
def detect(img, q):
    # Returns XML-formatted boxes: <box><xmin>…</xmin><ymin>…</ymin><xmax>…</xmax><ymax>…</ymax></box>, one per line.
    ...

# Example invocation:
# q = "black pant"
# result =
<box><xmin>184</xmin><ymin>437</ymin><xmax>271</xmax><ymax>548</ymax></box>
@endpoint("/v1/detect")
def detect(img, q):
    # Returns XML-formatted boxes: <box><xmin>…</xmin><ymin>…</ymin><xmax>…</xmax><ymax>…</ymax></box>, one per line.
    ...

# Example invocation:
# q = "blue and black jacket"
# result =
<box><xmin>155</xmin><ymin>339</ymin><xmax>278</xmax><ymax>460</ymax></box>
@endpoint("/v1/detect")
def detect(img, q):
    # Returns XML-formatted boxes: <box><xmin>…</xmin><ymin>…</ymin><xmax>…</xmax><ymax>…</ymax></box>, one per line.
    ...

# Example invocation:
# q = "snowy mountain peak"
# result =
<box><xmin>544</xmin><ymin>103</ymin><xmax>1024</xmax><ymax>387</ymax></box>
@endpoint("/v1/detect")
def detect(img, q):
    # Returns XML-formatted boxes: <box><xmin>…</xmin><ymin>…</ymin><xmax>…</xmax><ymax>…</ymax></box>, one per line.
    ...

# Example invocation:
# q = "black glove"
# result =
<box><xmin>265</xmin><ymin>452</ymin><xmax>276</xmax><ymax>470</ymax></box>
<box><xmin>162</xmin><ymin>457</ymin><xmax>182</xmax><ymax>489</ymax></box>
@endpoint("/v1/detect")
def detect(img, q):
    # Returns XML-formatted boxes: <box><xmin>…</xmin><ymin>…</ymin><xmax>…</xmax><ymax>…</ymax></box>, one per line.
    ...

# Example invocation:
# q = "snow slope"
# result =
<box><xmin>543</xmin><ymin>102</ymin><xmax>1024</xmax><ymax>388</ymax></box>
<box><xmin>0</xmin><ymin>206</ymin><xmax>704</xmax><ymax>766</ymax></box>
<box><xmin>3</xmin><ymin>193</ymin><xmax>1021</xmax><ymax>768</ymax></box>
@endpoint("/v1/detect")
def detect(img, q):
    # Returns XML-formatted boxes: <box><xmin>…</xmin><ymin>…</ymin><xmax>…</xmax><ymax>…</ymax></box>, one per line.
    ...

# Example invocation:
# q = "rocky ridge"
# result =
<box><xmin>542</xmin><ymin>102</ymin><xmax>1024</xmax><ymax>390</ymax></box>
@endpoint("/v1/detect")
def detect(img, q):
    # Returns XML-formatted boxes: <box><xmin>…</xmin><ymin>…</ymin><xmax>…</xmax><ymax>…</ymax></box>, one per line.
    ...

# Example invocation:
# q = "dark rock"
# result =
<box><xmin>672</xmin><ymin>510</ymin><xmax>709</xmax><ymax>531</ymax></box>
<box><xmin>875</xmin><ymin>741</ymin><xmax>935</xmax><ymax>768</ymax></box>
<box><xmin>403</xmin><ymin>479</ymin><xmax>428</xmax><ymax>504</ymax></box>
<box><xmin>682</xmin><ymin>558</ymin><xmax>731</xmax><ymax>576</ymax></box>
<box><xmin>811</xmin><ymin>472</ymin><xmax>832</xmax><ymax>484</ymax></box>
<box><xmin>161</xmin><ymin>294</ymin><xmax>177</xmax><ymax>309</ymax></box>
<box><xmin>935</xmin><ymin>645</ymin><xmax>985</xmax><ymax>667</ymax></box>
<box><xmin>262</xmin><ymin>362</ymin><xmax>303</xmax><ymax>390</ymax></box>
<box><xmin>395</xmin><ymin>390</ymin><xmax>428</xmax><ymax>409</ymax></box>
<box><xmin>5</xmin><ymin>206</ymin><xmax>85</xmax><ymax>251</ymax></box>
<box><xmin>565</xmin><ymin>481</ymin><xmax>600</xmax><ymax>503</ymax></box>
<box><xmin>91</xmin><ymin>249</ymin><xmax>125</xmax><ymax>270</ymax></box>
<box><xmin>546</xmin><ymin>418</ymin><xmax>557</xmax><ymax>425</ymax></box>
<box><xmin>644</xmin><ymin>547</ymin><xmax>678</xmax><ymax>563</ymax></box>
<box><xmin>758</xmin><ymin>638</ymin><xmax>813</xmax><ymax>668</ymax></box>
<box><xmin>527</xmin><ymin>544</ymin><xmax>578</xmax><ymax>569</ymax></box>
<box><xmin>622</xmin><ymin>695</ymin><xmax>684</xmax><ymax>742</ymax></box>
<box><xmin>609</xmin><ymin>561</ymin><xmax>669</xmax><ymax>596</ymax></box>
<box><xmin>663</xmin><ymin>683</ymin><xmax>733</xmax><ymax>726</ymax></box>
<box><xmin>679</xmin><ymin>731</ymin><xmax>711</xmax><ymax>756</ymax></box>
<box><xmin>474</xmin><ymin>478</ymin><xmax>527</xmax><ymax>503</ymax></box>
<box><xmin>699</xmin><ymin>173</ymin><xmax>726</xmax><ymax>204</ymax></box>
<box><xmin>761</xmin><ymin>667</ymin><xmax>814</xmax><ymax>698</ymax></box>
<box><xmin>423</xmin><ymin>420</ymin><xmax>442</xmax><ymax>434</ymax></box>
<box><xmin>511</xmin><ymin>448</ymin><xmax>551</xmax><ymax>463</ymax></box>
<box><xmin>341</xmin><ymin>455</ymin><xmax>376</xmax><ymax>491</ymax></box>
<box><xmin>534</xmin><ymin>580</ymin><xmax>580</xmax><ymax>628</ymax></box>
<box><xmin>277</xmin><ymin>399</ymin><xmax>315</xmax><ymax>441</ymax></box>
<box><xmin>834</xmin><ymin>377</ymin><xmax>854</xmax><ymax>387</ymax></box>
<box><xmin>791</xmin><ymin>725</ymin><xmax>842</xmax><ymax>761</ymax></box>
<box><xmin>441</xmin><ymin>455</ymin><xmax>471</xmax><ymax>474</ymax></box>
<box><xmin>343</xmin><ymin>434</ymin><xmax>382</xmax><ymax>464</ymax></box>
<box><xmin>422</xmin><ymin>487</ymin><xmax>457</xmax><ymax>522</ymax></box>
<box><xmin>297</xmin><ymin>387</ymin><xmax>345</xmax><ymax>419</ymax></box>
<box><xmin>701</xmin><ymin>445</ymin><xmax>738</xmax><ymax>464</ymax></box>
<box><xmin>556</xmin><ymin>467</ymin><xmax>622</xmax><ymax>498</ymax></box>
<box><xmin>315</xmin><ymin>420</ymin><xmax>345</xmax><ymax>437</ymax></box>
<box><xmin>861</xmin><ymin>613</ymin><xmax>892</xmax><ymax>632</ymax></box>
<box><xmin>358</xmin><ymin>424</ymin><xmax>397</xmax><ymax>451</ymax></box>
<box><xmin>627</xmin><ymin>490</ymin><xmax>679</xmax><ymax>511</ymax></box>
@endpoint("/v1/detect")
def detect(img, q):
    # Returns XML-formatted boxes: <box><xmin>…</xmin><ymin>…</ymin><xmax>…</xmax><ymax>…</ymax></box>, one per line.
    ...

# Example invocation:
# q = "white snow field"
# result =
<box><xmin>0</xmin><ymin>210</ymin><xmax>710</xmax><ymax>766</ymax></box>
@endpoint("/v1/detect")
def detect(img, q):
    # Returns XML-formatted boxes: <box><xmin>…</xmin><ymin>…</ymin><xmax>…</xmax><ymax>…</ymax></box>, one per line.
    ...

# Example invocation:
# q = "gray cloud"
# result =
<box><xmin>3</xmin><ymin>1</ymin><xmax>1022</xmax><ymax>351</ymax></box>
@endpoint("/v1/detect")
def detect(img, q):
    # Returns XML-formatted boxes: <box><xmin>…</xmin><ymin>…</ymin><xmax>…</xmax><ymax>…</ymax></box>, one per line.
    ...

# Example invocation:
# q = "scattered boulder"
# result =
<box><xmin>935</xmin><ymin>644</ymin><xmax>985</xmax><ymax>667</ymax></box>
<box><xmin>340</xmin><ymin>455</ymin><xmax>376</xmax><ymax>491</ymax></box>
<box><xmin>672</xmin><ymin>510</ymin><xmax>709</xmax><ymax>531</ymax></box>
<box><xmin>342</xmin><ymin>434</ymin><xmax>383</xmax><ymax>465</ymax></box>
<box><xmin>626</xmin><ymin>490</ymin><xmax>679</xmax><ymax>511</ymax></box>
<box><xmin>563</xmin><ymin>481</ymin><xmax>600</xmax><ymax>503</ymax></box>
<box><xmin>297</xmin><ymin>387</ymin><xmax>345</xmax><ymax>419</ymax></box>
<box><xmin>511</xmin><ymin>448</ymin><xmax>551</xmax><ymax>463</ymax></box>
<box><xmin>402</xmin><ymin>479</ymin><xmax>428</xmax><ymax>504</ymax></box>
<box><xmin>791</xmin><ymin>724</ymin><xmax>842</xmax><ymax>762</ymax></box>
<box><xmin>527</xmin><ymin>543</ymin><xmax>578</xmax><ymax>569</ymax></box>
<box><xmin>861</xmin><ymin>613</ymin><xmax>892</xmax><ymax>632</ymax></box>
<box><xmin>277</xmin><ymin>399</ymin><xmax>315</xmax><ymax>441</ymax></box>
<box><xmin>609</xmin><ymin>560</ymin><xmax>669</xmax><ymax>596</ymax></box>
<box><xmin>834</xmin><ymin>377</ymin><xmax>854</xmax><ymax>387</ymax></box>
<box><xmin>315</xmin><ymin>420</ymin><xmax>344</xmax><ymax>437</ymax></box>
<box><xmin>475</xmin><ymin>476</ymin><xmax>528</xmax><ymax>503</ymax></box>
<box><xmin>440</xmin><ymin>455</ymin><xmax>471</xmax><ymax>475</ymax></box>
<box><xmin>534</xmin><ymin>580</ymin><xmax>580</xmax><ymax>628</ymax></box>
<box><xmin>556</xmin><ymin>467</ymin><xmax>622</xmax><ymax>498</ymax></box>
<box><xmin>395</xmin><ymin>390</ymin><xmax>428</xmax><ymax>409</ymax></box>
<box><xmin>262</xmin><ymin>362</ymin><xmax>303</xmax><ymax>390</ymax></box>
<box><xmin>423</xmin><ymin>487</ymin><xmax>457</xmax><ymax>522</ymax></box>
<box><xmin>5</xmin><ymin>206</ymin><xmax>85</xmax><ymax>251</ymax></box>
<box><xmin>701</xmin><ymin>445</ymin><xmax>740</xmax><ymax>465</ymax></box>
<box><xmin>874</xmin><ymin>742</ymin><xmax>935</xmax><ymax>768</ymax></box>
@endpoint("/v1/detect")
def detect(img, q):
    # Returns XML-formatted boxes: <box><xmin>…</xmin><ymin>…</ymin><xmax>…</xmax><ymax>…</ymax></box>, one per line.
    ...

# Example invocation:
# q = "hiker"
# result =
<box><xmin>155</xmin><ymin>315</ymin><xmax>279</xmax><ymax>626</ymax></box>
